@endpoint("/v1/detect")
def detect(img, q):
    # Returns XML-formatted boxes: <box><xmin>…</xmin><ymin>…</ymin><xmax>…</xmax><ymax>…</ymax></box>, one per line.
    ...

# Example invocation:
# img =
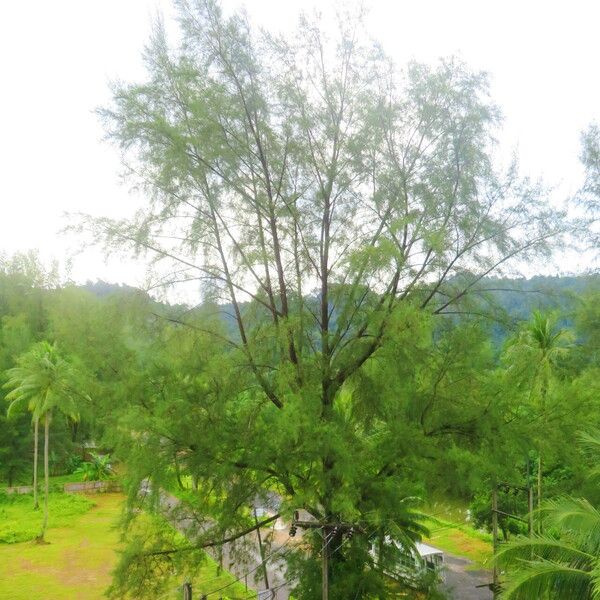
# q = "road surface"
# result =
<box><xmin>442</xmin><ymin>553</ymin><xmax>493</xmax><ymax>600</ymax></box>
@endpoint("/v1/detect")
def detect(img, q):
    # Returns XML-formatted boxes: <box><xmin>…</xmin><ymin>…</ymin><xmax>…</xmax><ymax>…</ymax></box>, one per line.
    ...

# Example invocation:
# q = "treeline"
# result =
<box><xmin>0</xmin><ymin>253</ymin><xmax>154</xmax><ymax>485</ymax></box>
<box><xmin>2</xmin><ymin>252</ymin><xmax>600</xmax><ymax>590</ymax></box>
<box><xmin>3</xmin><ymin>254</ymin><xmax>600</xmax><ymax>503</ymax></box>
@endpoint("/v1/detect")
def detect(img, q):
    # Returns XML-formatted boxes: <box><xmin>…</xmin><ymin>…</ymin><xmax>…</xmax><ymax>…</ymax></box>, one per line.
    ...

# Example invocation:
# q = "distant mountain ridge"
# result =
<box><xmin>80</xmin><ymin>274</ymin><xmax>600</xmax><ymax>333</ymax></box>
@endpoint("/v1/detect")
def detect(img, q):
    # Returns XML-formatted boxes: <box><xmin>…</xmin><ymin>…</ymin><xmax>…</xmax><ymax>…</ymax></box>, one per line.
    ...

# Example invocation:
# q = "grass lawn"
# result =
<box><xmin>0</xmin><ymin>493</ymin><xmax>254</xmax><ymax>599</ymax></box>
<box><xmin>0</xmin><ymin>492</ymin><xmax>94</xmax><ymax>543</ymax></box>
<box><xmin>423</xmin><ymin>515</ymin><xmax>493</xmax><ymax>568</ymax></box>
<box><xmin>421</xmin><ymin>498</ymin><xmax>493</xmax><ymax>568</ymax></box>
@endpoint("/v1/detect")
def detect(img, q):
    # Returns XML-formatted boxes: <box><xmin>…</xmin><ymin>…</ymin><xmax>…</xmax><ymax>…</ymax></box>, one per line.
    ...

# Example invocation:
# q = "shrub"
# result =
<box><xmin>74</xmin><ymin>453</ymin><xmax>113</xmax><ymax>481</ymax></box>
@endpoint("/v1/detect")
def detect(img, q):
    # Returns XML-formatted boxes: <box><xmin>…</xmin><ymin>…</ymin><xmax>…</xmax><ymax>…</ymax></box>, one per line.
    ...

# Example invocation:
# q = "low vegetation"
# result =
<box><xmin>424</xmin><ymin>516</ymin><xmax>492</xmax><ymax>568</ymax></box>
<box><xmin>0</xmin><ymin>491</ymin><xmax>94</xmax><ymax>544</ymax></box>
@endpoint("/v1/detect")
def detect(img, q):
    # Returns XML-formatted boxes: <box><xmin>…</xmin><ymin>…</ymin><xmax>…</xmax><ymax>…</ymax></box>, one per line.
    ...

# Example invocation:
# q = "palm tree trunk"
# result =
<box><xmin>33</xmin><ymin>416</ymin><xmax>39</xmax><ymax>510</ymax></box>
<box><xmin>538</xmin><ymin>375</ymin><xmax>547</xmax><ymax>535</ymax></box>
<box><xmin>39</xmin><ymin>412</ymin><xmax>50</xmax><ymax>542</ymax></box>
<box><xmin>537</xmin><ymin>454</ymin><xmax>542</xmax><ymax>534</ymax></box>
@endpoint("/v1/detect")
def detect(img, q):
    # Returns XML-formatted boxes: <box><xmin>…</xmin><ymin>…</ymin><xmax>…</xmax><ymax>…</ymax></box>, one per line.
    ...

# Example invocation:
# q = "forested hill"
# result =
<box><xmin>476</xmin><ymin>274</ymin><xmax>599</xmax><ymax>319</ymax></box>
<box><xmin>81</xmin><ymin>280</ymin><xmax>144</xmax><ymax>298</ymax></box>
<box><xmin>82</xmin><ymin>273</ymin><xmax>600</xmax><ymax>327</ymax></box>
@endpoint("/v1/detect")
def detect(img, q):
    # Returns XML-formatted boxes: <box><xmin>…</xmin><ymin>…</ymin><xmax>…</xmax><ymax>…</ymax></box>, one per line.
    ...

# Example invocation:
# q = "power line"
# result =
<box><xmin>202</xmin><ymin>536</ymin><xmax>297</xmax><ymax>597</ymax></box>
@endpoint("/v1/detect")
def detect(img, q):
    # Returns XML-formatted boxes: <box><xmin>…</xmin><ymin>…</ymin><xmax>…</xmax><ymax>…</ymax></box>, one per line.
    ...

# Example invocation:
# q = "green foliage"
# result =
<box><xmin>496</xmin><ymin>430</ymin><xmax>600</xmax><ymax>599</ymax></box>
<box><xmin>470</xmin><ymin>490</ymin><xmax>527</xmax><ymax>541</ymax></box>
<box><xmin>3</xmin><ymin>340</ymin><xmax>91</xmax><ymax>539</ymax></box>
<box><xmin>66</xmin><ymin>453</ymin><xmax>84</xmax><ymax>473</ymax></box>
<box><xmin>107</xmin><ymin>510</ymin><xmax>249</xmax><ymax>600</ymax></box>
<box><xmin>4</xmin><ymin>341</ymin><xmax>86</xmax><ymax>421</ymax></box>
<box><xmin>0</xmin><ymin>492</ymin><xmax>94</xmax><ymax>543</ymax></box>
<box><xmin>94</xmin><ymin>15</ymin><xmax>565</xmax><ymax>596</ymax></box>
<box><xmin>0</xmin><ymin>411</ymin><xmax>31</xmax><ymax>487</ymax></box>
<box><xmin>75</xmin><ymin>453</ymin><xmax>113</xmax><ymax>481</ymax></box>
<box><xmin>581</xmin><ymin>124</ymin><xmax>600</xmax><ymax>210</ymax></box>
<box><xmin>497</xmin><ymin>496</ymin><xmax>600</xmax><ymax>599</ymax></box>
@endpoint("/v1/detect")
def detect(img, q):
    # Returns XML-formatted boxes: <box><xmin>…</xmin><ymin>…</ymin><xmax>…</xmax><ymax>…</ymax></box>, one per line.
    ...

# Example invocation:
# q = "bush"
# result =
<box><xmin>66</xmin><ymin>454</ymin><xmax>84</xmax><ymax>474</ymax></box>
<box><xmin>74</xmin><ymin>453</ymin><xmax>113</xmax><ymax>481</ymax></box>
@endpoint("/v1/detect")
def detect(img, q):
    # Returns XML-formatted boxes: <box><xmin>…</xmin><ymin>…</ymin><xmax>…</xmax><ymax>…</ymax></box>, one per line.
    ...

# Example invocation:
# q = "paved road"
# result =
<box><xmin>442</xmin><ymin>554</ymin><xmax>493</xmax><ymax>600</ymax></box>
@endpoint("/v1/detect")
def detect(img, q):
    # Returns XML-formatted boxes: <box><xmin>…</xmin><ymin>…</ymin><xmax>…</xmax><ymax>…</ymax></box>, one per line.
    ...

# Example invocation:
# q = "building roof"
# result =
<box><xmin>415</xmin><ymin>542</ymin><xmax>444</xmax><ymax>557</ymax></box>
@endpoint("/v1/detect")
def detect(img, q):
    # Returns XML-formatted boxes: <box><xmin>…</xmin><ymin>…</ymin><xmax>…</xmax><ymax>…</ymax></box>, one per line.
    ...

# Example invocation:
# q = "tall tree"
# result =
<box><xmin>504</xmin><ymin>311</ymin><xmax>571</xmax><ymax>531</ymax></box>
<box><xmin>4</xmin><ymin>357</ymin><xmax>44</xmax><ymax>509</ymax></box>
<box><xmin>579</xmin><ymin>124</ymin><xmax>600</xmax><ymax>265</ymax></box>
<box><xmin>92</xmin><ymin>1</ymin><xmax>564</xmax><ymax>595</ymax></box>
<box><xmin>4</xmin><ymin>341</ymin><xmax>83</xmax><ymax>541</ymax></box>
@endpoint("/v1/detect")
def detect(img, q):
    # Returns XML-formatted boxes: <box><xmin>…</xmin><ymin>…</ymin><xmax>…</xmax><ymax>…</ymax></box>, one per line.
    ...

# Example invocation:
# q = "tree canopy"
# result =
<box><xmin>85</xmin><ymin>1</ymin><xmax>569</xmax><ymax>597</ymax></box>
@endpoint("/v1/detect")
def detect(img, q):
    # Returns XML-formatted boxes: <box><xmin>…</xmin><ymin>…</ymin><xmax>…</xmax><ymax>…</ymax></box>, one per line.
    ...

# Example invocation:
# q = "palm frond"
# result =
<box><xmin>497</xmin><ymin>535</ymin><xmax>594</xmax><ymax>571</ymax></box>
<box><xmin>579</xmin><ymin>431</ymin><xmax>600</xmax><ymax>461</ymax></box>
<box><xmin>499</xmin><ymin>559</ymin><xmax>592</xmax><ymax>600</ymax></box>
<box><xmin>542</xmin><ymin>497</ymin><xmax>600</xmax><ymax>555</ymax></box>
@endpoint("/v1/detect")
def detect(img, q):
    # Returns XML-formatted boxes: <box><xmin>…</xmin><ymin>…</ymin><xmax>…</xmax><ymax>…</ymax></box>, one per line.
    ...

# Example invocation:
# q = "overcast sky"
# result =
<box><xmin>1</xmin><ymin>0</ymin><xmax>599</xmax><ymax>289</ymax></box>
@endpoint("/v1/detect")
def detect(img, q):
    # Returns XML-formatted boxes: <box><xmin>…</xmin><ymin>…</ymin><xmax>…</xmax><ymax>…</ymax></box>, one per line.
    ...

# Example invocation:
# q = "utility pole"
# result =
<box><xmin>527</xmin><ymin>484</ymin><xmax>534</xmax><ymax>537</ymax></box>
<box><xmin>537</xmin><ymin>455</ymin><xmax>542</xmax><ymax>533</ymax></box>
<box><xmin>489</xmin><ymin>481</ymin><xmax>533</xmax><ymax>597</ymax></box>
<box><xmin>492</xmin><ymin>486</ymin><xmax>499</xmax><ymax>599</ymax></box>
<box><xmin>254</xmin><ymin>508</ymin><xmax>271</xmax><ymax>596</ymax></box>
<box><xmin>292</xmin><ymin>515</ymin><xmax>353</xmax><ymax>600</ymax></box>
<box><xmin>182</xmin><ymin>581</ymin><xmax>192</xmax><ymax>600</ymax></box>
<box><xmin>322</xmin><ymin>526</ymin><xmax>329</xmax><ymax>600</ymax></box>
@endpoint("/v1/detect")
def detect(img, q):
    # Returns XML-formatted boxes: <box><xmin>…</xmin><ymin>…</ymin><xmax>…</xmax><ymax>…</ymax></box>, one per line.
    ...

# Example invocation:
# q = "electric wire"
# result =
<box><xmin>202</xmin><ymin>534</ymin><xmax>299</xmax><ymax>597</ymax></box>
<box><xmin>202</xmin><ymin>523</ymin><xmax>345</xmax><ymax>598</ymax></box>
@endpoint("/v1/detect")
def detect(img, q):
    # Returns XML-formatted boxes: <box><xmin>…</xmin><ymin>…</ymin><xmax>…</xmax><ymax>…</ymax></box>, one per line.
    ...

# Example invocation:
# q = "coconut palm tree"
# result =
<box><xmin>497</xmin><ymin>496</ymin><xmax>600</xmax><ymax>599</ymax></box>
<box><xmin>4</xmin><ymin>341</ymin><xmax>82</xmax><ymax>541</ymax></box>
<box><xmin>497</xmin><ymin>432</ymin><xmax>600</xmax><ymax>599</ymax></box>
<box><xmin>5</xmin><ymin>350</ymin><xmax>48</xmax><ymax>509</ymax></box>
<box><xmin>505</xmin><ymin>311</ymin><xmax>571</xmax><ymax>531</ymax></box>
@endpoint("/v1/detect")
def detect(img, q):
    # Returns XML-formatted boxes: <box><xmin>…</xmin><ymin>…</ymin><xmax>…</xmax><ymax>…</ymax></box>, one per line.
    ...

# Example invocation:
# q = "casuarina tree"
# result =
<box><xmin>91</xmin><ymin>1</ymin><xmax>565</xmax><ymax>596</ymax></box>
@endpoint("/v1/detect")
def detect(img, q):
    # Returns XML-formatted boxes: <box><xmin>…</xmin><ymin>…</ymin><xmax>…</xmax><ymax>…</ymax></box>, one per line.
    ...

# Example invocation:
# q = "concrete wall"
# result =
<box><xmin>4</xmin><ymin>480</ymin><xmax>122</xmax><ymax>495</ymax></box>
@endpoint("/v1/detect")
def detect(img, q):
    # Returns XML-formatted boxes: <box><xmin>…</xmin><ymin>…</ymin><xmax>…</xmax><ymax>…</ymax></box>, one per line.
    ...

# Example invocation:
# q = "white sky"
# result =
<box><xmin>1</xmin><ymin>0</ymin><xmax>599</xmax><ymax>290</ymax></box>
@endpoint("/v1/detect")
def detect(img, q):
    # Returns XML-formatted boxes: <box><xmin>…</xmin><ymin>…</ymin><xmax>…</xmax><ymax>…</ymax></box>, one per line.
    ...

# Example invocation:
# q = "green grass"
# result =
<box><xmin>423</xmin><ymin>515</ymin><xmax>492</xmax><ymax>568</ymax></box>
<box><xmin>0</xmin><ymin>492</ymin><xmax>95</xmax><ymax>543</ymax></box>
<box><xmin>421</xmin><ymin>497</ymin><xmax>493</xmax><ymax>568</ymax></box>
<box><xmin>0</xmin><ymin>493</ymin><xmax>255</xmax><ymax>599</ymax></box>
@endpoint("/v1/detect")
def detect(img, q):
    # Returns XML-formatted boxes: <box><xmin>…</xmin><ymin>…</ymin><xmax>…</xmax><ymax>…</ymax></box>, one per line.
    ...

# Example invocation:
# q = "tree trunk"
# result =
<box><xmin>33</xmin><ymin>416</ymin><xmax>39</xmax><ymax>510</ymax></box>
<box><xmin>537</xmin><ymin>454</ymin><xmax>542</xmax><ymax>534</ymax></box>
<box><xmin>38</xmin><ymin>412</ymin><xmax>51</xmax><ymax>542</ymax></box>
<box><xmin>173</xmin><ymin>454</ymin><xmax>185</xmax><ymax>491</ymax></box>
